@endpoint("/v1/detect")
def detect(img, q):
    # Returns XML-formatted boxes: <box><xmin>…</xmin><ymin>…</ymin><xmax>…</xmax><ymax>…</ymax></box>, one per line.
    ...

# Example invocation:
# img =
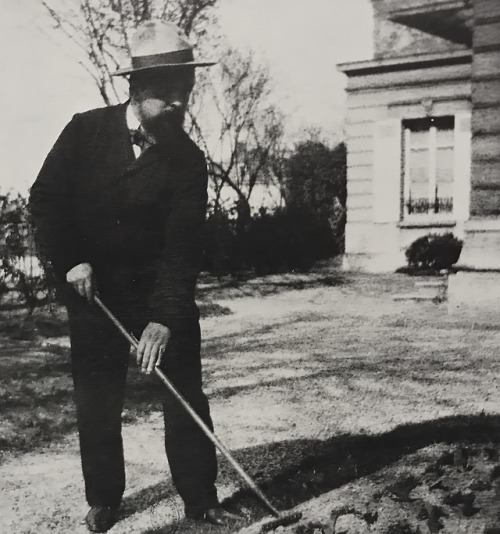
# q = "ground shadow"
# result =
<box><xmin>196</xmin><ymin>273</ymin><xmax>345</xmax><ymax>300</ymax></box>
<box><xmin>130</xmin><ymin>413</ymin><xmax>500</xmax><ymax>533</ymax></box>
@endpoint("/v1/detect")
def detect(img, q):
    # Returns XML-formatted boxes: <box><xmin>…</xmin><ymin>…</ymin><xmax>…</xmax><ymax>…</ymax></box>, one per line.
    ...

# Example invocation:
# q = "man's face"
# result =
<box><xmin>129</xmin><ymin>68</ymin><xmax>195</xmax><ymax>137</ymax></box>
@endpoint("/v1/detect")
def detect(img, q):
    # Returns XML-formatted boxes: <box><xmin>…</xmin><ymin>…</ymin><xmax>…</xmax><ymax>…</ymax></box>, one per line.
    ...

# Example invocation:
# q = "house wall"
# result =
<box><xmin>371</xmin><ymin>0</ymin><xmax>468</xmax><ymax>58</ymax></box>
<box><xmin>344</xmin><ymin>59</ymin><xmax>471</xmax><ymax>271</ymax></box>
<box><xmin>470</xmin><ymin>0</ymin><xmax>500</xmax><ymax>217</ymax></box>
<box><xmin>457</xmin><ymin>0</ymin><xmax>500</xmax><ymax>269</ymax></box>
<box><xmin>341</xmin><ymin>0</ymin><xmax>500</xmax><ymax>273</ymax></box>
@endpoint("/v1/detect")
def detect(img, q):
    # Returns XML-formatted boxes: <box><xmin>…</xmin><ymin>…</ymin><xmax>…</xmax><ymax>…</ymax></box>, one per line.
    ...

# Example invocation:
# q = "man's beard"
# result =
<box><xmin>137</xmin><ymin>102</ymin><xmax>185</xmax><ymax>146</ymax></box>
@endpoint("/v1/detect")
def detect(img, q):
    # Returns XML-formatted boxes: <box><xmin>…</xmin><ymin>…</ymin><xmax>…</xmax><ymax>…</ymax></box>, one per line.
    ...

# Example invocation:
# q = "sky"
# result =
<box><xmin>0</xmin><ymin>0</ymin><xmax>373</xmax><ymax>193</ymax></box>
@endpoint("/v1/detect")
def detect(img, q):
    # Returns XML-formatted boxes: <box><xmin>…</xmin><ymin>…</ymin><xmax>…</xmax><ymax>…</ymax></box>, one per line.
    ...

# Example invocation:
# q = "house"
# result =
<box><xmin>338</xmin><ymin>0</ymin><xmax>500</xmax><ymax>275</ymax></box>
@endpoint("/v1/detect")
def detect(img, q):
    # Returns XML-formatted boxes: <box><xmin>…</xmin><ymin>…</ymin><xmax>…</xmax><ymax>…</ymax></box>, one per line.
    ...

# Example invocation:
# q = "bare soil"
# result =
<box><xmin>1</xmin><ymin>270</ymin><xmax>500</xmax><ymax>534</ymax></box>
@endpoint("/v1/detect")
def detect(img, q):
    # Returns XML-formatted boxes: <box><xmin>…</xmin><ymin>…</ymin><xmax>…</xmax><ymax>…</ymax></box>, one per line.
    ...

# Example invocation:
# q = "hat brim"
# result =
<box><xmin>113</xmin><ymin>61</ymin><xmax>216</xmax><ymax>76</ymax></box>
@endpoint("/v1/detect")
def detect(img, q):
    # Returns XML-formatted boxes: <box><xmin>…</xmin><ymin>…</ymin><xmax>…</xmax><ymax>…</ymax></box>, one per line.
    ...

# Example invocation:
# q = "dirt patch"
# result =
<box><xmin>232</xmin><ymin>417</ymin><xmax>500</xmax><ymax>533</ymax></box>
<box><xmin>237</xmin><ymin>442</ymin><xmax>500</xmax><ymax>533</ymax></box>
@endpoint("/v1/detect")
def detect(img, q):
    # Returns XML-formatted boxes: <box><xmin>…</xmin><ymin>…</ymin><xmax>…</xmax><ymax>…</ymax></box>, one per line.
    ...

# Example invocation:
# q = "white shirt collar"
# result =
<box><xmin>126</xmin><ymin>103</ymin><xmax>141</xmax><ymax>131</ymax></box>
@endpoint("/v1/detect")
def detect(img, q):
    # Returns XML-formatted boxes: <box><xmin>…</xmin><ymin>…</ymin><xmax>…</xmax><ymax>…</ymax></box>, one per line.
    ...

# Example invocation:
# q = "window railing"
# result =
<box><xmin>406</xmin><ymin>196</ymin><xmax>453</xmax><ymax>215</ymax></box>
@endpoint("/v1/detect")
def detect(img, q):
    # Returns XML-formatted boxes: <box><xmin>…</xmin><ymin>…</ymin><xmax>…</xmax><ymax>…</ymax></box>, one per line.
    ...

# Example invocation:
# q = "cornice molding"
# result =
<box><xmin>338</xmin><ymin>51</ymin><xmax>472</xmax><ymax>77</ymax></box>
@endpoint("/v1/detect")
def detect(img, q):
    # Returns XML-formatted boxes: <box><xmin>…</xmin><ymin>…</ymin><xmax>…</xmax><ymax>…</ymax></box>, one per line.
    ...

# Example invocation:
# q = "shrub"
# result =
<box><xmin>405</xmin><ymin>232</ymin><xmax>463</xmax><ymax>271</ymax></box>
<box><xmin>247</xmin><ymin>206</ymin><xmax>338</xmax><ymax>275</ymax></box>
<box><xmin>202</xmin><ymin>204</ymin><xmax>341</xmax><ymax>278</ymax></box>
<box><xmin>202</xmin><ymin>208</ymin><xmax>241</xmax><ymax>277</ymax></box>
<box><xmin>0</xmin><ymin>194</ymin><xmax>54</xmax><ymax>314</ymax></box>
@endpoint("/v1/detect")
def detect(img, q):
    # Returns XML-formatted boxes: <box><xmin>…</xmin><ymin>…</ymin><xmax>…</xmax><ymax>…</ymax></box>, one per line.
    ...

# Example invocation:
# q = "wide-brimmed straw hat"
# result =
<box><xmin>113</xmin><ymin>21</ymin><xmax>215</xmax><ymax>76</ymax></box>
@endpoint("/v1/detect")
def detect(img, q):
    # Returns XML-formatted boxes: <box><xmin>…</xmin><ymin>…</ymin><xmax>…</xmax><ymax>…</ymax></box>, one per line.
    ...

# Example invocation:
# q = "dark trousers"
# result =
<box><xmin>66</xmin><ymin>279</ymin><xmax>219</xmax><ymax>515</ymax></box>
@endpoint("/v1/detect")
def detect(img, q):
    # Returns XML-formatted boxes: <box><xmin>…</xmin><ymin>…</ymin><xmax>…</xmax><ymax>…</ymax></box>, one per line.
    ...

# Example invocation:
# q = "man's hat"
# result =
<box><xmin>113</xmin><ymin>21</ymin><xmax>215</xmax><ymax>76</ymax></box>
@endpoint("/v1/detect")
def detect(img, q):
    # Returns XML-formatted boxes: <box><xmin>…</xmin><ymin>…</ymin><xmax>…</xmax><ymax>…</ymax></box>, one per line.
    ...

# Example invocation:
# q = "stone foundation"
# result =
<box><xmin>459</xmin><ymin>220</ymin><xmax>500</xmax><ymax>270</ymax></box>
<box><xmin>448</xmin><ymin>270</ymin><xmax>500</xmax><ymax>325</ymax></box>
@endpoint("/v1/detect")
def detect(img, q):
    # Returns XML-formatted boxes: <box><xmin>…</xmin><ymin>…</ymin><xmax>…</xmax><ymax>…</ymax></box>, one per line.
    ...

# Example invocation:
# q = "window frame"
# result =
<box><xmin>402</xmin><ymin>115</ymin><xmax>456</xmax><ymax>222</ymax></box>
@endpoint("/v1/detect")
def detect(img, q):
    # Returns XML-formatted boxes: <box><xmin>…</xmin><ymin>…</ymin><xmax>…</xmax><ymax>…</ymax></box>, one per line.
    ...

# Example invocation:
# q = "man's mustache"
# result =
<box><xmin>141</xmin><ymin>106</ymin><xmax>184</xmax><ymax>143</ymax></box>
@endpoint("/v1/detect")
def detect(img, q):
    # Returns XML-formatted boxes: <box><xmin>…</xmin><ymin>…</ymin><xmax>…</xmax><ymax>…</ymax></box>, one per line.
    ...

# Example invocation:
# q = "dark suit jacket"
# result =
<box><xmin>29</xmin><ymin>103</ymin><xmax>208</xmax><ymax>328</ymax></box>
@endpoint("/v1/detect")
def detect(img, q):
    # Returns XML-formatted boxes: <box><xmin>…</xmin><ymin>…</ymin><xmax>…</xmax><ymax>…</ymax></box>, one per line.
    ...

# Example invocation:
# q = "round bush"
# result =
<box><xmin>405</xmin><ymin>232</ymin><xmax>463</xmax><ymax>270</ymax></box>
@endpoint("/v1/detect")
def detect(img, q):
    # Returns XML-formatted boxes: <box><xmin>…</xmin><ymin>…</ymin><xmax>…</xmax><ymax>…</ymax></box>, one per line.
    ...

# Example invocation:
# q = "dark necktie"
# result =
<box><xmin>130</xmin><ymin>127</ymin><xmax>155</xmax><ymax>153</ymax></box>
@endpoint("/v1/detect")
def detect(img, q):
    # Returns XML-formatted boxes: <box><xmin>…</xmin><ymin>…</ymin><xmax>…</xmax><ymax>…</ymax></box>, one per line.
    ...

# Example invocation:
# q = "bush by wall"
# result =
<box><xmin>405</xmin><ymin>232</ymin><xmax>463</xmax><ymax>271</ymax></box>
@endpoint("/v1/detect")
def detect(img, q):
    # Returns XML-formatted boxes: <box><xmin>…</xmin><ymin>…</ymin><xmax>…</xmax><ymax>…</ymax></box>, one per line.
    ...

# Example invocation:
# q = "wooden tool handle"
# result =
<box><xmin>93</xmin><ymin>295</ymin><xmax>281</xmax><ymax>518</ymax></box>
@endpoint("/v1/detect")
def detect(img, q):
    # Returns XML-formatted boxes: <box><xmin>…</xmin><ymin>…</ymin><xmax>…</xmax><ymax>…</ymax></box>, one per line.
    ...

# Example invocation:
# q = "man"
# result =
<box><xmin>30</xmin><ymin>21</ymin><xmax>240</xmax><ymax>533</ymax></box>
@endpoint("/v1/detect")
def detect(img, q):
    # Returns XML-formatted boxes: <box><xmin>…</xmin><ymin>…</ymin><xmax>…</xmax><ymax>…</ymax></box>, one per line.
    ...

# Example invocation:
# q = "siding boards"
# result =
<box><xmin>347</xmin><ymin>151</ymin><xmax>374</xmax><ymax>167</ymax></box>
<box><xmin>346</xmin><ymin>122</ymin><xmax>375</xmax><ymax>138</ymax></box>
<box><xmin>471</xmin><ymin>12</ymin><xmax>500</xmax><ymax>209</ymax></box>
<box><xmin>472</xmin><ymin>135</ymin><xmax>500</xmax><ymax>160</ymax></box>
<box><xmin>348</xmin><ymin>180</ymin><xmax>372</xmax><ymax>196</ymax></box>
<box><xmin>346</xmin><ymin>81</ymin><xmax>471</xmax><ymax>109</ymax></box>
<box><xmin>346</xmin><ymin>63</ymin><xmax>471</xmax><ymax>91</ymax></box>
<box><xmin>348</xmin><ymin>136</ymin><xmax>374</xmax><ymax>153</ymax></box>
<box><xmin>470</xmin><ymin>158</ymin><xmax>500</xmax><ymax>222</ymax></box>
<box><xmin>474</xmin><ymin>21</ymin><xmax>500</xmax><ymax>48</ymax></box>
<box><xmin>347</xmin><ymin>207</ymin><xmax>372</xmax><ymax>223</ymax></box>
<box><xmin>473</xmin><ymin>51</ymin><xmax>500</xmax><ymax>78</ymax></box>
<box><xmin>472</xmin><ymin>109</ymin><xmax>500</xmax><ymax>134</ymax></box>
<box><xmin>471</xmin><ymin>161</ymin><xmax>500</xmax><ymax>188</ymax></box>
<box><xmin>474</xmin><ymin>0</ymin><xmax>500</xmax><ymax>19</ymax></box>
<box><xmin>348</xmin><ymin>165</ymin><xmax>374</xmax><ymax>181</ymax></box>
<box><xmin>472</xmin><ymin>78</ymin><xmax>500</xmax><ymax>106</ymax></box>
<box><xmin>347</xmin><ymin>194</ymin><xmax>373</xmax><ymax>210</ymax></box>
<box><xmin>345</xmin><ymin>100</ymin><xmax>471</xmax><ymax>123</ymax></box>
<box><xmin>471</xmin><ymin>189</ymin><xmax>500</xmax><ymax>217</ymax></box>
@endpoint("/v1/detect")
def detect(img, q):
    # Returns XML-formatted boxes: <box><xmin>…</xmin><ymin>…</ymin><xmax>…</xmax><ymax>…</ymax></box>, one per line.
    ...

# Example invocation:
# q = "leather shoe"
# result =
<box><xmin>85</xmin><ymin>506</ymin><xmax>117</xmax><ymax>532</ymax></box>
<box><xmin>187</xmin><ymin>507</ymin><xmax>245</xmax><ymax>526</ymax></box>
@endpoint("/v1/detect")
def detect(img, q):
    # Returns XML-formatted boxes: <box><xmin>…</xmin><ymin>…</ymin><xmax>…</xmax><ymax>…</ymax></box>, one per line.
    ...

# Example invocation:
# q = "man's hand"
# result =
<box><xmin>137</xmin><ymin>322</ymin><xmax>170</xmax><ymax>374</ymax></box>
<box><xmin>66</xmin><ymin>263</ymin><xmax>96</xmax><ymax>303</ymax></box>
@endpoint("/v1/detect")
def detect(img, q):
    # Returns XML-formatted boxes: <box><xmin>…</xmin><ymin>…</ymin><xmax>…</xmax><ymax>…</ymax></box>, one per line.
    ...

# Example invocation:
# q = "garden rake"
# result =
<box><xmin>94</xmin><ymin>295</ymin><xmax>302</xmax><ymax>532</ymax></box>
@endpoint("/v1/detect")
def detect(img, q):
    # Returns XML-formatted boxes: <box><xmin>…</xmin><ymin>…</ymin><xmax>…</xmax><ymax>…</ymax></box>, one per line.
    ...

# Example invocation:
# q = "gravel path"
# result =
<box><xmin>2</xmin><ymin>273</ymin><xmax>500</xmax><ymax>533</ymax></box>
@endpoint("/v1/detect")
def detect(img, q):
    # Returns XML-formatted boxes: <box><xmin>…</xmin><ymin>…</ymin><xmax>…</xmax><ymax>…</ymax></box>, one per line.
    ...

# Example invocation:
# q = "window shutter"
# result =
<box><xmin>372</xmin><ymin>118</ymin><xmax>402</xmax><ymax>223</ymax></box>
<box><xmin>453</xmin><ymin>112</ymin><xmax>471</xmax><ymax>221</ymax></box>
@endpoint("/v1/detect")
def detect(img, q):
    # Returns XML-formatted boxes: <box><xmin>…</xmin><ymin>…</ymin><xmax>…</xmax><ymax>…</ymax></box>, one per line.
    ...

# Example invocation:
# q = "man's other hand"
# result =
<box><xmin>66</xmin><ymin>263</ymin><xmax>95</xmax><ymax>303</ymax></box>
<box><xmin>137</xmin><ymin>322</ymin><xmax>170</xmax><ymax>374</ymax></box>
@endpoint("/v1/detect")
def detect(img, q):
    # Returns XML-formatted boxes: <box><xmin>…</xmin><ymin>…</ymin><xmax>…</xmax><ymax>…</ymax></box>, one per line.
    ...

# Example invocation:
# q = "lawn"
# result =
<box><xmin>0</xmin><ymin>267</ymin><xmax>343</xmax><ymax>459</ymax></box>
<box><xmin>1</xmin><ymin>268</ymin><xmax>500</xmax><ymax>533</ymax></box>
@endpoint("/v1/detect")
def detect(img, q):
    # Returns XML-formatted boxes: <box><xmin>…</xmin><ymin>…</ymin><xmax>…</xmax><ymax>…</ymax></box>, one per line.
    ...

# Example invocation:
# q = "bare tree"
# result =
<box><xmin>41</xmin><ymin>0</ymin><xmax>218</xmax><ymax>104</ymax></box>
<box><xmin>189</xmin><ymin>48</ymin><xmax>285</xmax><ymax>221</ymax></box>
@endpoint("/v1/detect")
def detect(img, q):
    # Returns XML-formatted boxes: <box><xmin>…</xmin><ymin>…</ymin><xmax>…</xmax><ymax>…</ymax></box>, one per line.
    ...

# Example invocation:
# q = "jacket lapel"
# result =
<box><xmin>90</xmin><ymin>102</ymin><xmax>136</xmax><ymax>180</ymax></box>
<box><xmin>126</xmin><ymin>144</ymin><xmax>161</xmax><ymax>174</ymax></box>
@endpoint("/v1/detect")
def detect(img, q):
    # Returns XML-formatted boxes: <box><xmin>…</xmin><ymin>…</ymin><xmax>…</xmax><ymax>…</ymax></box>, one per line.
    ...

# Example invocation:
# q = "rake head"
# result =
<box><xmin>260</xmin><ymin>511</ymin><xmax>302</xmax><ymax>532</ymax></box>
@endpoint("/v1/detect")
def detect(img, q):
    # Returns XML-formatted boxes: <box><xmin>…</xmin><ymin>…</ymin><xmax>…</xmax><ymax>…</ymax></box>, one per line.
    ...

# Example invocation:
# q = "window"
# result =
<box><xmin>403</xmin><ymin>116</ymin><xmax>455</xmax><ymax>219</ymax></box>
